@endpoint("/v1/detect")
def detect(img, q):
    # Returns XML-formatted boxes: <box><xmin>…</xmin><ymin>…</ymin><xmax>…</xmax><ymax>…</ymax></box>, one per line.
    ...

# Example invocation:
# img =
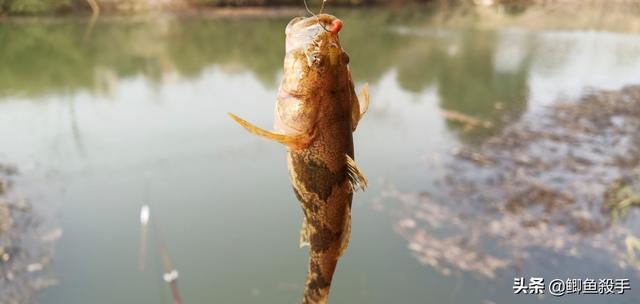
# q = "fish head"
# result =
<box><xmin>282</xmin><ymin>14</ymin><xmax>350</xmax><ymax>92</ymax></box>
<box><xmin>285</xmin><ymin>14</ymin><xmax>344</xmax><ymax>54</ymax></box>
<box><xmin>275</xmin><ymin>14</ymin><xmax>353</xmax><ymax>135</ymax></box>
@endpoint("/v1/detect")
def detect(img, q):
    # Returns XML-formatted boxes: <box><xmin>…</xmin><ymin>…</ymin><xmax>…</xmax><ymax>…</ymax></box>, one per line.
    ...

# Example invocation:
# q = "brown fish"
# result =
<box><xmin>229</xmin><ymin>14</ymin><xmax>369</xmax><ymax>304</ymax></box>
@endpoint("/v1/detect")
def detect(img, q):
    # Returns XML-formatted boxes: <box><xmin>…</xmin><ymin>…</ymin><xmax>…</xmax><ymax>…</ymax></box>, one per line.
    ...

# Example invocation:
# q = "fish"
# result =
<box><xmin>229</xmin><ymin>13</ymin><xmax>369</xmax><ymax>304</ymax></box>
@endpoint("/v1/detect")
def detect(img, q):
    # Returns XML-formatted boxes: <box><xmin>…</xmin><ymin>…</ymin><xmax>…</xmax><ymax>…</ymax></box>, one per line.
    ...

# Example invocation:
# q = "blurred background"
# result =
<box><xmin>1</xmin><ymin>0</ymin><xmax>640</xmax><ymax>303</ymax></box>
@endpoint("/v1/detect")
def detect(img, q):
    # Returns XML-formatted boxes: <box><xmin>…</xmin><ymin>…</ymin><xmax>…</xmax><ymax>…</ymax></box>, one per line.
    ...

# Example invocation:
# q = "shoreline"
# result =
<box><xmin>0</xmin><ymin>1</ymin><xmax>429</xmax><ymax>17</ymax></box>
<box><xmin>2</xmin><ymin>3</ymin><xmax>640</xmax><ymax>33</ymax></box>
<box><xmin>1</xmin><ymin>0</ymin><xmax>639</xmax><ymax>17</ymax></box>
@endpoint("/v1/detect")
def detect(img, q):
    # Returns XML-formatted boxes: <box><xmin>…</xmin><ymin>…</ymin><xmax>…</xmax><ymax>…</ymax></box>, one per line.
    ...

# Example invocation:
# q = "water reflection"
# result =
<box><xmin>380</xmin><ymin>85</ymin><xmax>640</xmax><ymax>282</ymax></box>
<box><xmin>3</xmin><ymin>10</ymin><xmax>640</xmax><ymax>142</ymax></box>
<box><xmin>0</xmin><ymin>165</ymin><xmax>59</xmax><ymax>304</ymax></box>
<box><xmin>398</xmin><ymin>28</ymin><xmax>529</xmax><ymax>141</ymax></box>
<box><xmin>2</xmin><ymin>6</ymin><xmax>640</xmax><ymax>303</ymax></box>
<box><xmin>0</xmin><ymin>17</ymin><xmax>289</xmax><ymax>97</ymax></box>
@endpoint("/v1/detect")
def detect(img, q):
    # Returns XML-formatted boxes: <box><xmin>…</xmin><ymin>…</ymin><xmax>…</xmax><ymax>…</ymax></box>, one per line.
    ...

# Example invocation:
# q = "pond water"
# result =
<box><xmin>1</xmin><ymin>5</ymin><xmax>640</xmax><ymax>304</ymax></box>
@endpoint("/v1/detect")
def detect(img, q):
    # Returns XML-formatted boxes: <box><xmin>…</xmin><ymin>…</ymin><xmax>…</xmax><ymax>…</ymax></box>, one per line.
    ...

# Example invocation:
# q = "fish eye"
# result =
<box><xmin>343</xmin><ymin>53</ymin><xmax>350</xmax><ymax>64</ymax></box>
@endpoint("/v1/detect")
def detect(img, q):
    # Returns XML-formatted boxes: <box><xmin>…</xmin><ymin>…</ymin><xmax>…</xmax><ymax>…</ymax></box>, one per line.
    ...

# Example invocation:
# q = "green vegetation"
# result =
<box><xmin>626</xmin><ymin>234</ymin><xmax>640</xmax><ymax>269</ymax></box>
<box><xmin>608</xmin><ymin>177</ymin><xmax>640</xmax><ymax>222</ymax></box>
<box><xmin>0</xmin><ymin>0</ymin><xmax>548</xmax><ymax>15</ymax></box>
<box><xmin>0</xmin><ymin>7</ymin><xmax>532</xmax><ymax>143</ymax></box>
<box><xmin>0</xmin><ymin>0</ymin><xmax>430</xmax><ymax>15</ymax></box>
<box><xmin>0</xmin><ymin>0</ymin><xmax>74</xmax><ymax>14</ymax></box>
<box><xmin>0</xmin><ymin>17</ymin><xmax>291</xmax><ymax>95</ymax></box>
<box><xmin>187</xmin><ymin>0</ymin><xmax>421</xmax><ymax>5</ymax></box>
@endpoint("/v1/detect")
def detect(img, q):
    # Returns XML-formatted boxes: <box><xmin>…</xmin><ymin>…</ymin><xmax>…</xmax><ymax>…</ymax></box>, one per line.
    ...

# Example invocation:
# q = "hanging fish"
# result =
<box><xmin>229</xmin><ymin>13</ymin><xmax>369</xmax><ymax>304</ymax></box>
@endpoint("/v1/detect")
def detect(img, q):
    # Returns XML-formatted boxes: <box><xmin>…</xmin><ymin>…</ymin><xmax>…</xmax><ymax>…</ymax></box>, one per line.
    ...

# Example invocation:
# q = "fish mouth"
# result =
<box><xmin>286</xmin><ymin>14</ymin><xmax>342</xmax><ymax>35</ymax></box>
<box><xmin>329</xmin><ymin>19</ymin><xmax>343</xmax><ymax>35</ymax></box>
<box><xmin>285</xmin><ymin>14</ymin><xmax>344</xmax><ymax>55</ymax></box>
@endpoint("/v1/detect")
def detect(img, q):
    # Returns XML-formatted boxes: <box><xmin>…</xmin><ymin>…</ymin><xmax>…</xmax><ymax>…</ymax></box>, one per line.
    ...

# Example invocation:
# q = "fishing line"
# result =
<box><xmin>303</xmin><ymin>0</ymin><xmax>330</xmax><ymax>32</ymax></box>
<box><xmin>139</xmin><ymin>174</ymin><xmax>183</xmax><ymax>304</ymax></box>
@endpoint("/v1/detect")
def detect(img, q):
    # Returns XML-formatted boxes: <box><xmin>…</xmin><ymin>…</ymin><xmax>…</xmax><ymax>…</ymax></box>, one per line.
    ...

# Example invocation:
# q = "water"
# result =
<box><xmin>1</xmin><ymin>6</ymin><xmax>640</xmax><ymax>304</ymax></box>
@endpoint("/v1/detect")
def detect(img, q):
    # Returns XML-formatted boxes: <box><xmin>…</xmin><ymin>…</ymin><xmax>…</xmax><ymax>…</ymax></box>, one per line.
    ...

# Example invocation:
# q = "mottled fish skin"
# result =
<box><xmin>229</xmin><ymin>13</ymin><xmax>367</xmax><ymax>304</ymax></box>
<box><xmin>288</xmin><ymin>101</ymin><xmax>353</xmax><ymax>304</ymax></box>
<box><xmin>279</xmin><ymin>14</ymin><xmax>360</xmax><ymax>304</ymax></box>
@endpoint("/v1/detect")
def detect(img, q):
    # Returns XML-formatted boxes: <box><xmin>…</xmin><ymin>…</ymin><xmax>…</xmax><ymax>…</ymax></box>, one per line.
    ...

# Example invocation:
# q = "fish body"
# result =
<box><xmin>230</xmin><ymin>14</ymin><xmax>369</xmax><ymax>304</ymax></box>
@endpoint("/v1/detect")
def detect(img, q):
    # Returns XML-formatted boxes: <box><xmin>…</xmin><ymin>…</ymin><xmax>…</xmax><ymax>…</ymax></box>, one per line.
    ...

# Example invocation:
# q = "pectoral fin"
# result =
<box><xmin>359</xmin><ymin>83</ymin><xmax>370</xmax><ymax>118</ymax></box>
<box><xmin>229</xmin><ymin>113</ymin><xmax>314</xmax><ymax>149</ymax></box>
<box><xmin>346</xmin><ymin>154</ymin><xmax>368</xmax><ymax>192</ymax></box>
<box><xmin>351</xmin><ymin>83</ymin><xmax>370</xmax><ymax>131</ymax></box>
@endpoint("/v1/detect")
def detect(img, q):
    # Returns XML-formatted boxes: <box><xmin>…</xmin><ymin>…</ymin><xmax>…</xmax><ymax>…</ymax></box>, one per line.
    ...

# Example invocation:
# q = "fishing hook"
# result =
<box><xmin>303</xmin><ymin>0</ymin><xmax>330</xmax><ymax>32</ymax></box>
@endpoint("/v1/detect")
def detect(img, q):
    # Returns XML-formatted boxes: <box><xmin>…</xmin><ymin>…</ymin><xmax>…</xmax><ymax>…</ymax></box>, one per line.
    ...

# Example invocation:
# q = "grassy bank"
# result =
<box><xmin>2</xmin><ymin>0</ymin><xmax>638</xmax><ymax>16</ymax></box>
<box><xmin>0</xmin><ymin>0</ymin><xmax>583</xmax><ymax>16</ymax></box>
<box><xmin>0</xmin><ymin>0</ymin><xmax>431</xmax><ymax>15</ymax></box>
